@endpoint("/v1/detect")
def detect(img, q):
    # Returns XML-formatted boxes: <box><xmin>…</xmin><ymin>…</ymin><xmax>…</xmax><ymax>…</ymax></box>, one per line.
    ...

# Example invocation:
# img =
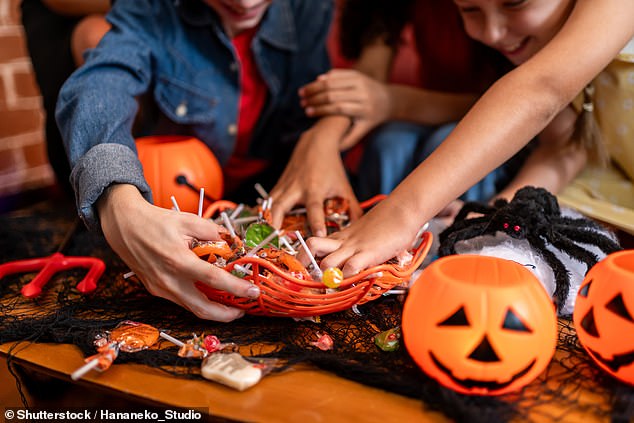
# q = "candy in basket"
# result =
<box><xmin>194</xmin><ymin>196</ymin><xmax>432</xmax><ymax>317</ymax></box>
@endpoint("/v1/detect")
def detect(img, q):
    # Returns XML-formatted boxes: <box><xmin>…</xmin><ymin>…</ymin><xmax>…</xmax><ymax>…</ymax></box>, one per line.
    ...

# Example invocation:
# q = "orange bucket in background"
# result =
<box><xmin>135</xmin><ymin>136</ymin><xmax>223</xmax><ymax>212</ymax></box>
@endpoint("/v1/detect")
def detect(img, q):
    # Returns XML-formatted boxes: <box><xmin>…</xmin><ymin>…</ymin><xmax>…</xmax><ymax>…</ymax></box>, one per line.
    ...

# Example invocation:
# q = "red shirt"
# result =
<box><xmin>223</xmin><ymin>27</ymin><xmax>269</xmax><ymax>194</ymax></box>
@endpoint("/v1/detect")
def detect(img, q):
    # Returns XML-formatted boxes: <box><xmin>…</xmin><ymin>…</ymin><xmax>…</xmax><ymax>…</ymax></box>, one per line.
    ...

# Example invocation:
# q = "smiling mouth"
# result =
<box><xmin>430</xmin><ymin>352</ymin><xmax>536</xmax><ymax>391</ymax></box>
<box><xmin>587</xmin><ymin>348</ymin><xmax>634</xmax><ymax>372</ymax></box>
<box><xmin>499</xmin><ymin>38</ymin><xmax>528</xmax><ymax>56</ymax></box>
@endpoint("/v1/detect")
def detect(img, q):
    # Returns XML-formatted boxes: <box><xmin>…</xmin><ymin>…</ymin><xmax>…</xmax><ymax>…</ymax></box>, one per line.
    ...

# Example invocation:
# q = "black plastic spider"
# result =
<box><xmin>438</xmin><ymin>186</ymin><xmax>622</xmax><ymax>311</ymax></box>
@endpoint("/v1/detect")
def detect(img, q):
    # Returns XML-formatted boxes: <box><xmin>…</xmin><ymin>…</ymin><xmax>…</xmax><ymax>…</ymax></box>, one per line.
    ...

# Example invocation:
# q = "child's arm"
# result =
<box><xmin>307</xmin><ymin>0</ymin><xmax>634</xmax><ymax>276</ymax></box>
<box><xmin>495</xmin><ymin>105</ymin><xmax>587</xmax><ymax>202</ymax></box>
<box><xmin>56</xmin><ymin>1</ymin><xmax>260</xmax><ymax>321</ymax></box>
<box><xmin>268</xmin><ymin>40</ymin><xmax>395</xmax><ymax>234</ymax></box>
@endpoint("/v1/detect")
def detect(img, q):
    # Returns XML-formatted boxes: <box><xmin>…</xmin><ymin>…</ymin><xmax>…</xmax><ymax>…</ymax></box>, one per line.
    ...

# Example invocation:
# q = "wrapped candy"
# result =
<box><xmin>374</xmin><ymin>327</ymin><xmax>401</xmax><ymax>352</ymax></box>
<box><xmin>72</xmin><ymin>321</ymin><xmax>159</xmax><ymax>380</ymax></box>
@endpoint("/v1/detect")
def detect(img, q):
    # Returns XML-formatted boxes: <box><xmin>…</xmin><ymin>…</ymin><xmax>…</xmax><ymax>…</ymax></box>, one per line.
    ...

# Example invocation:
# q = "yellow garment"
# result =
<box><xmin>559</xmin><ymin>39</ymin><xmax>634</xmax><ymax>234</ymax></box>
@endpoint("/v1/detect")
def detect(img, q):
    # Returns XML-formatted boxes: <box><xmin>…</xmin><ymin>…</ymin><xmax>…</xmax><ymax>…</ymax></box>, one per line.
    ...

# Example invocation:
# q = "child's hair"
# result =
<box><xmin>338</xmin><ymin>0</ymin><xmax>413</xmax><ymax>60</ymax></box>
<box><xmin>573</xmin><ymin>84</ymin><xmax>609</xmax><ymax>165</ymax></box>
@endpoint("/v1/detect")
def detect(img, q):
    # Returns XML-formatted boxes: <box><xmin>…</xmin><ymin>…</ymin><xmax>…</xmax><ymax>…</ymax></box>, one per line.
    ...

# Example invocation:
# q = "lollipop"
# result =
<box><xmin>71</xmin><ymin>321</ymin><xmax>159</xmax><ymax>380</ymax></box>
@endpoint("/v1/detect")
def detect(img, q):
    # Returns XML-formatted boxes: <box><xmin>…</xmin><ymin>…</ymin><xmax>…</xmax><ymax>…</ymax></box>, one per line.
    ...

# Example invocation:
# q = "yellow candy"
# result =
<box><xmin>322</xmin><ymin>267</ymin><xmax>344</xmax><ymax>289</ymax></box>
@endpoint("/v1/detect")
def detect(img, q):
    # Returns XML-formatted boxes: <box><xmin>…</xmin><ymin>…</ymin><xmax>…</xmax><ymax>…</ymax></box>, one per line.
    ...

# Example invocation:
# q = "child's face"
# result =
<box><xmin>453</xmin><ymin>0</ymin><xmax>574</xmax><ymax>65</ymax></box>
<box><xmin>204</xmin><ymin>0</ymin><xmax>272</xmax><ymax>38</ymax></box>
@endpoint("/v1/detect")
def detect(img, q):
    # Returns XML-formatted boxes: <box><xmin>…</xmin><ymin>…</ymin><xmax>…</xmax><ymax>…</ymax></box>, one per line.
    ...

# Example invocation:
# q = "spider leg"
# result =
<box><xmin>438</xmin><ymin>219</ymin><xmax>491</xmax><ymax>256</ymax></box>
<box><xmin>528</xmin><ymin>234</ymin><xmax>570</xmax><ymax>312</ymax></box>
<box><xmin>438</xmin><ymin>222</ymin><xmax>494</xmax><ymax>256</ymax></box>
<box><xmin>556</xmin><ymin>224</ymin><xmax>622</xmax><ymax>256</ymax></box>
<box><xmin>453</xmin><ymin>202</ymin><xmax>496</xmax><ymax>222</ymax></box>
<box><xmin>549</xmin><ymin>234</ymin><xmax>601</xmax><ymax>270</ymax></box>
<box><xmin>439</xmin><ymin>215</ymin><xmax>491</xmax><ymax>243</ymax></box>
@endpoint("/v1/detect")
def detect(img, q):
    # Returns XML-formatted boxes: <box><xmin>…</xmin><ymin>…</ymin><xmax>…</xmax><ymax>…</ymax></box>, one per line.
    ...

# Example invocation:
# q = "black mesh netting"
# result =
<box><xmin>1</xmin><ymin>207</ymin><xmax>632</xmax><ymax>423</ymax></box>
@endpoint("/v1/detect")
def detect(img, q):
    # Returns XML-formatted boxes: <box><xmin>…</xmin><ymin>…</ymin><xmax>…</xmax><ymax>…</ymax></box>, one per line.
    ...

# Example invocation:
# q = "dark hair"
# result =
<box><xmin>573</xmin><ymin>84</ymin><xmax>608</xmax><ymax>165</ymax></box>
<box><xmin>338</xmin><ymin>0</ymin><xmax>414</xmax><ymax>60</ymax></box>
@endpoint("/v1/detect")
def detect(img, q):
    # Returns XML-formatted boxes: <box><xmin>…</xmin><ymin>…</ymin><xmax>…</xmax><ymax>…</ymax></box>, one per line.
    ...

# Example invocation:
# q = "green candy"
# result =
<box><xmin>374</xmin><ymin>326</ymin><xmax>401</xmax><ymax>352</ymax></box>
<box><xmin>244</xmin><ymin>223</ymin><xmax>279</xmax><ymax>249</ymax></box>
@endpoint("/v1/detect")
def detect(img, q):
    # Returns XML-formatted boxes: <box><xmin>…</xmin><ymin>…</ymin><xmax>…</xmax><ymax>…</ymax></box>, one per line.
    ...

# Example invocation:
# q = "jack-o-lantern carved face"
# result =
<box><xmin>573</xmin><ymin>250</ymin><xmax>634</xmax><ymax>385</ymax></box>
<box><xmin>136</xmin><ymin>136</ymin><xmax>224</xmax><ymax>212</ymax></box>
<box><xmin>403</xmin><ymin>255</ymin><xmax>557</xmax><ymax>396</ymax></box>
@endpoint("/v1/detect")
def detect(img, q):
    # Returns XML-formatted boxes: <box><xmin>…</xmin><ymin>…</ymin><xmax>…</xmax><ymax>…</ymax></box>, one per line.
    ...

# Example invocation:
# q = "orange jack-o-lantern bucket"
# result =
<box><xmin>135</xmin><ymin>136</ymin><xmax>223</xmax><ymax>212</ymax></box>
<box><xmin>402</xmin><ymin>255</ymin><xmax>557</xmax><ymax>396</ymax></box>
<box><xmin>573</xmin><ymin>249</ymin><xmax>634</xmax><ymax>385</ymax></box>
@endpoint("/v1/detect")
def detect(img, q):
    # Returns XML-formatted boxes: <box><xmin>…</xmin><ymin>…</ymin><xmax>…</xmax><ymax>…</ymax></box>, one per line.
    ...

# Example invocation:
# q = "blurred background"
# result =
<box><xmin>0</xmin><ymin>0</ymin><xmax>56</xmax><ymax>213</ymax></box>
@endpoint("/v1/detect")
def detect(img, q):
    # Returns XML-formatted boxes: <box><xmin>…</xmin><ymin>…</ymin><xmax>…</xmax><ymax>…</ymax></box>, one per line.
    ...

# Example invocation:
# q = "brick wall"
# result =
<box><xmin>0</xmin><ymin>0</ymin><xmax>54</xmax><ymax>203</ymax></box>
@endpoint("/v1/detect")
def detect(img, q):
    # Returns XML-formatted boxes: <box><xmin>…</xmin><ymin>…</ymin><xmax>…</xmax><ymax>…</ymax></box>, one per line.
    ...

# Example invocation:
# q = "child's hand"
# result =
<box><xmin>299</xmin><ymin>69</ymin><xmax>391</xmax><ymax>123</ymax></box>
<box><xmin>305</xmin><ymin>198</ymin><xmax>422</xmax><ymax>277</ymax></box>
<box><xmin>436</xmin><ymin>199</ymin><xmax>464</xmax><ymax>226</ymax></box>
<box><xmin>269</xmin><ymin>117</ymin><xmax>362</xmax><ymax>236</ymax></box>
<box><xmin>97</xmin><ymin>184</ymin><xmax>259</xmax><ymax>321</ymax></box>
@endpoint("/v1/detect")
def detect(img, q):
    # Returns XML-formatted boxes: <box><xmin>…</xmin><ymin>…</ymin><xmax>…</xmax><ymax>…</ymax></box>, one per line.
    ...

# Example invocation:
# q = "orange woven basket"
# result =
<box><xmin>198</xmin><ymin>198</ymin><xmax>432</xmax><ymax>317</ymax></box>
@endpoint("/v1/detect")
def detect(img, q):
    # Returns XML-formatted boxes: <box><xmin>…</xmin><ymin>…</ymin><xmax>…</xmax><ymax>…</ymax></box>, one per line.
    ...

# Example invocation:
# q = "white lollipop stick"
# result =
<box><xmin>229</xmin><ymin>204</ymin><xmax>244</xmax><ymax>219</ymax></box>
<box><xmin>71</xmin><ymin>358</ymin><xmax>100</xmax><ymax>381</ymax></box>
<box><xmin>294</xmin><ymin>230</ymin><xmax>322</xmax><ymax>279</ymax></box>
<box><xmin>254</xmin><ymin>183</ymin><xmax>269</xmax><ymax>199</ymax></box>
<box><xmin>170</xmin><ymin>196</ymin><xmax>181</xmax><ymax>212</ymax></box>
<box><xmin>232</xmin><ymin>216</ymin><xmax>260</xmax><ymax>225</ymax></box>
<box><xmin>220</xmin><ymin>212</ymin><xmax>237</xmax><ymax>238</ymax></box>
<box><xmin>280</xmin><ymin>236</ymin><xmax>296</xmax><ymax>254</ymax></box>
<box><xmin>246</xmin><ymin>229</ymin><xmax>280</xmax><ymax>258</ymax></box>
<box><xmin>233</xmin><ymin>264</ymin><xmax>253</xmax><ymax>276</ymax></box>
<box><xmin>410</xmin><ymin>222</ymin><xmax>430</xmax><ymax>249</ymax></box>
<box><xmin>123</xmin><ymin>271</ymin><xmax>135</xmax><ymax>279</ymax></box>
<box><xmin>198</xmin><ymin>188</ymin><xmax>205</xmax><ymax>217</ymax></box>
<box><xmin>159</xmin><ymin>332</ymin><xmax>185</xmax><ymax>347</ymax></box>
<box><xmin>262</xmin><ymin>197</ymin><xmax>273</xmax><ymax>211</ymax></box>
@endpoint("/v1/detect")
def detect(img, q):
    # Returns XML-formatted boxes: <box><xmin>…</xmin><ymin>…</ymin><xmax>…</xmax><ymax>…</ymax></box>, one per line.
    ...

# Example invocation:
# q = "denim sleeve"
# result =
<box><xmin>55</xmin><ymin>0</ymin><xmax>162</xmax><ymax>231</ymax></box>
<box><xmin>70</xmin><ymin>143</ymin><xmax>150</xmax><ymax>232</ymax></box>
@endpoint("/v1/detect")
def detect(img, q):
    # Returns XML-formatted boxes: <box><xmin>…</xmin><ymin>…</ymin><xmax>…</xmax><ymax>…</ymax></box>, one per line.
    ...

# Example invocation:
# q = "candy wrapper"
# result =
<box><xmin>201</xmin><ymin>353</ymin><xmax>279</xmax><ymax>391</ymax></box>
<box><xmin>72</xmin><ymin>321</ymin><xmax>159</xmax><ymax>380</ymax></box>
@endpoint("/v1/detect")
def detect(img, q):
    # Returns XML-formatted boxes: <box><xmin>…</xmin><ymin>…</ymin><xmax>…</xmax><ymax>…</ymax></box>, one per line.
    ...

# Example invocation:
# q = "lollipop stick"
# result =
<box><xmin>280</xmin><ymin>236</ymin><xmax>296</xmax><ymax>254</ymax></box>
<box><xmin>71</xmin><ymin>358</ymin><xmax>100</xmax><ymax>381</ymax></box>
<box><xmin>294</xmin><ymin>230</ymin><xmax>322</xmax><ymax>279</ymax></box>
<box><xmin>232</xmin><ymin>216</ymin><xmax>260</xmax><ymax>225</ymax></box>
<box><xmin>198</xmin><ymin>188</ymin><xmax>205</xmax><ymax>217</ymax></box>
<box><xmin>246</xmin><ymin>230</ymin><xmax>280</xmax><ymax>258</ymax></box>
<box><xmin>254</xmin><ymin>183</ymin><xmax>269</xmax><ymax>199</ymax></box>
<box><xmin>170</xmin><ymin>196</ymin><xmax>181</xmax><ymax>212</ymax></box>
<box><xmin>159</xmin><ymin>332</ymin><xmax>185</xmax><ymax>347</ymax></box>
<box><xmin>220</xmin><ymin>212</ymin><xmax>237</xmax><ymax>238</ymax></box>
<box><xmin>229</xmin><ymin>204</ymin><xmax>244</xmax><ymax>219</ymax></box>
<box><xmin>233</xmin><ymin>264</ymin><xmax>253</xmax><ymax>276</ymax></box>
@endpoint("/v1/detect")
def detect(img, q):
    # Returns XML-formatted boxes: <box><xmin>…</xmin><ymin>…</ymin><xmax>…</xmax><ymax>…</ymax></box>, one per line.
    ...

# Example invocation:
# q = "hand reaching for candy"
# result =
<box><xmin>99</xmin><ymin>184</ymin><xmax>259</xmax><ymax>322</ymax></box>
<box><xmin>269</xmin><ymin>116</ymin><xmax>362</xmax><ymax>237</ymax></box>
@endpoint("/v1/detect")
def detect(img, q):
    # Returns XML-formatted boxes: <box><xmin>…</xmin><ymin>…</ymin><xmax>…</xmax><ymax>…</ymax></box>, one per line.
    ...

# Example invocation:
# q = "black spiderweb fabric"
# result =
<box><xmin>0</xmin><ymin>207</ymin><xmax>632</xmax><ymax>422</ymax></box>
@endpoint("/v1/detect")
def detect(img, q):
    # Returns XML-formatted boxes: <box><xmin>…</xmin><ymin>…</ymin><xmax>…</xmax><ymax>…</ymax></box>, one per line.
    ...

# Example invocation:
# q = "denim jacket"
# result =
<box><xmin>56</xmin><ymin>0</ymin><xmax>333</xmax><ymax>231</ymax></box>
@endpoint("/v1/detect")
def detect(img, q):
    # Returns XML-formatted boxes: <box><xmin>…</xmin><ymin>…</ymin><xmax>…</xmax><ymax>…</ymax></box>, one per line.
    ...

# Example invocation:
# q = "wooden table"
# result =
<box><xmin>0</xmin><ymin>341</ymin><xmax>446</xmax><ymax>422</ymax></box>
<box><xmin>1</xmin><ymin>338</ymin><xmax>617</xmax><ymax>422</ymax></box>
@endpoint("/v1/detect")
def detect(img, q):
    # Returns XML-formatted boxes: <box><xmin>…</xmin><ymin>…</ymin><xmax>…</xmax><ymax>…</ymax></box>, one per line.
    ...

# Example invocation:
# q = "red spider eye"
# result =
<box><xmin>514</xmin><ymin>225</ymin><xmax>520</xmax><ymax>232</ymax></box>
<box><xmin>503</xmin><ymin>223</ymin><xmax>509</xmax><ymax>229</ymax></box>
